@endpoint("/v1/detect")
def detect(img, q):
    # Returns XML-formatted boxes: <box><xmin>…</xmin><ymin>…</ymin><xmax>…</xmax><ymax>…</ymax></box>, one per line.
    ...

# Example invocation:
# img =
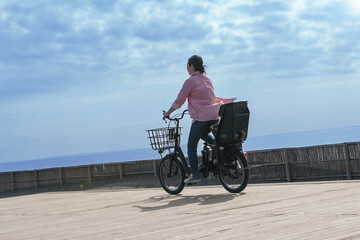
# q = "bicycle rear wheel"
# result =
<box><xmin>159</xmin><ymin>156</ymin><xmax>185</xmax><ymax>194</ymax></box>
<box><xmin>219</xmin><ymin>149</ymin><xmax>249</xmax><ymax>193</ymax></box>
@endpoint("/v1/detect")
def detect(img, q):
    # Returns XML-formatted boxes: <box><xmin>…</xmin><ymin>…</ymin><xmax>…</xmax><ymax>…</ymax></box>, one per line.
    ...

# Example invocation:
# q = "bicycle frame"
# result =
<box><xmin>162</xmin><ymin>109</ymin><xmax>246</xmax><ymax>177</ymax></box>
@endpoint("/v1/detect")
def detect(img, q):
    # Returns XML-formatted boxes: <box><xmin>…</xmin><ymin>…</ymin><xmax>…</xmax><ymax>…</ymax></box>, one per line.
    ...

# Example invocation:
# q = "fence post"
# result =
<box><xmin>119</xmin><ymin>163</ymin><xmax>123</xmax><ymax>180</ymax></box>
<box><xmin>283</xmin><ymin>148</ymin><xmax>291</xmax><ymax>182</ymax></box>
<box><xmin>59</xmin><ymin>168</ymin><xmax>63</xmax><ymax>187</ymax></box>
<box><xmin>34</xmin><ymin>170</ymin><xmax>38</xmax><ymax>189</ymax></box>
<box><xmin>10</xmin><ymin>172</ymin><xmax>15</xmax><ymax>191</ymax></box>
<box><xmin>87</xmin><ymin>166</ymin><xmax>92</xmax><ymax>183</ymax></box>
<box><xmin>343</xmin><ymin>143</ymin><xmax>352</xmax><ymax>180</ymax></box>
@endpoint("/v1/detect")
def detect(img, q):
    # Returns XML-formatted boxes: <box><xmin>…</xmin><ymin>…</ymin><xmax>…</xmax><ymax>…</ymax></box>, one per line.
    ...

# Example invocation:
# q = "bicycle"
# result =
<box><xmin>146</xmin><ymin>101</ymin><xmax>250</xmax><ymax>194</ymax></box>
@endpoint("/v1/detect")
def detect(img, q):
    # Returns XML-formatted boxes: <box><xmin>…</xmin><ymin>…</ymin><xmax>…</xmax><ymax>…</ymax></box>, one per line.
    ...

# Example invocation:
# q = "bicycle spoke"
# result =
<box><xmin>159</xmin><ymin>157</ymin><xmax>185</xmax><ymax>194</ymax></box>
<box><xmin>219</xmin><ymin>151</ymin><xmax>249</xmax><ymax>193</ymax></box>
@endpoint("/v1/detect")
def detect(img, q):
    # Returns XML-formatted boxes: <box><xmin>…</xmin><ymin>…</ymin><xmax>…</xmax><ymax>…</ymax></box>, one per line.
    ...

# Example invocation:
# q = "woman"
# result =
<box><xmin>163</xmin><ymin>55</ymin><xmax>236</xmax><ymax>184</ymax></box>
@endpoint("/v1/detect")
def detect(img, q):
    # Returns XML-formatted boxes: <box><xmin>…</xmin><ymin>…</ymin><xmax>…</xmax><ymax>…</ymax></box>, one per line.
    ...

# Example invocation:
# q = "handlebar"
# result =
<box><xmin>164</xmin><ymin>109</ymin><xmax>188</xmax><ymax>122</ymax></box>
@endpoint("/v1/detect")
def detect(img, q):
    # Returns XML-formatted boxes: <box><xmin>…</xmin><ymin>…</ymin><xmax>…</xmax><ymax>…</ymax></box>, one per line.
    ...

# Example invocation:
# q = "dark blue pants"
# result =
<box><xmin>187</xmin><ymin>119</ymin><xmax>218</xmax><ymax>174</ymax></box>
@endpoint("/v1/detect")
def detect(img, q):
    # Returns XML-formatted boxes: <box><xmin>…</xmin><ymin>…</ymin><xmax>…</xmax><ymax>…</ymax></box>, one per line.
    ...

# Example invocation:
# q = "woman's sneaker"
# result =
<box><xmin>184</xmin><ymin>172</ymin><xmax>200</xmax><ymax>184</ymax></box>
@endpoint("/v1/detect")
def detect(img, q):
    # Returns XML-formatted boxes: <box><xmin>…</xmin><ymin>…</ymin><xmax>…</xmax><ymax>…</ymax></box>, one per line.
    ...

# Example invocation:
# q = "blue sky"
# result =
<box><xmin>1</xmin><ymin>0</ymin><xmax>360</xmax><ymax>163</ymax></box>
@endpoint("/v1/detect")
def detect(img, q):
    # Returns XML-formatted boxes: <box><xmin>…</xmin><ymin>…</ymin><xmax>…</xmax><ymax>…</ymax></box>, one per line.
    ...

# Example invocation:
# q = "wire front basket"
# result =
<box><xmin>146</xmin><ymin>127</ymin><xmax>182</xmax><ymax>150</ymax></box>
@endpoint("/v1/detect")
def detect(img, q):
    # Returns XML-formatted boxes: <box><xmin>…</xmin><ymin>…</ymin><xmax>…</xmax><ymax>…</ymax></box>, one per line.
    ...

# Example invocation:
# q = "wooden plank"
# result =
<box><xmin>1</xmin><ymin>181</ymin><xmax>360</xmax><ymax>239</ymax></box>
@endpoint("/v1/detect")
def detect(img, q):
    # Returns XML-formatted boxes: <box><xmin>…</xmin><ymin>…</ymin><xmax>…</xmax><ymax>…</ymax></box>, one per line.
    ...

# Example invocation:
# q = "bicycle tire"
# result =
<box><xmin>159</xmin><ymin>156</ymin><xmax>186</xmax><ymax>194</ymax></box>
<box><xmin>219</xmin><ymin>149</ymin><xmax>249</xmax><ymax>193</ymax></box>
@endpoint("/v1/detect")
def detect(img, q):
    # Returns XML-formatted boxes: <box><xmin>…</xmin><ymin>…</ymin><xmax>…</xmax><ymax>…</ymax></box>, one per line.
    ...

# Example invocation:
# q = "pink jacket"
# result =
<box><xmin>172</xmin><ymin>72</ymin><xmax>236</xmax><ymax>121</ymax></box>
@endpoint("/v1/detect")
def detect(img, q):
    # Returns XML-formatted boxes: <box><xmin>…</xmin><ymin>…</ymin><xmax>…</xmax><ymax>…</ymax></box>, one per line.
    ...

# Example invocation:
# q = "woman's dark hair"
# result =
<box><xmin>188</xmin><ymin>55</ymin><xmax>206</xmax><ymax>74</ymax></box>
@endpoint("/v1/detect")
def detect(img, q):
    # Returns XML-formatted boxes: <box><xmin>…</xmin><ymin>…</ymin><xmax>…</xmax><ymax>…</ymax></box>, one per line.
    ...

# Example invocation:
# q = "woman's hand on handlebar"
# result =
<box><xmin>163</xmin><ymin>109</ymin><xmax>188</xmax><ymax>121</ymax></box>
<box><xmin>163</xmin><ymin>107</ymin><xmax>176</xmax><ymax>120</ymax></box>
<box><xmin>162</xmin><ymin>110</ymin><xmax>170</xmax><ymax>120</ymax></box>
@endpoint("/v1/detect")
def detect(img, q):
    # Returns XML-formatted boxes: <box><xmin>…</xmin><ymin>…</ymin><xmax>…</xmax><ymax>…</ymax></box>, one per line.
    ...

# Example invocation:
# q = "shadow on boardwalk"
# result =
<box><xmin>1</xmin><ymin>180</ymin><xmax>359</xmax><ymax>239</ymax></box>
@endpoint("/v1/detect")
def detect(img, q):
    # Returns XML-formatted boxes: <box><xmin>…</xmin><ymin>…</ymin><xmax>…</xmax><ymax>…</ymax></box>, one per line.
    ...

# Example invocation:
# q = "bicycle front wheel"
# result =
<box><xmin>219</xmin><ymin>149</ymin><xmax>249</xmax><ymax>193</ymax></box>
<box><xmin>159</xmin><ymin>156</ymin><xmax>186</xmax><ymax>194</ymax></box>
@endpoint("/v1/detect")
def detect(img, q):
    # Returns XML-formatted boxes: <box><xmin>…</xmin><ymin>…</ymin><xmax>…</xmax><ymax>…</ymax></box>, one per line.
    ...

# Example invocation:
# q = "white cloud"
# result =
<box><xmin>348</xmin><ymin>0</ymin><xmax>360</xmax><ymax>15</ymax></box>
<box><xmin>1</xmin><ymin>0</ymin><xmax>360</xmax><ymax>162</ymax></box>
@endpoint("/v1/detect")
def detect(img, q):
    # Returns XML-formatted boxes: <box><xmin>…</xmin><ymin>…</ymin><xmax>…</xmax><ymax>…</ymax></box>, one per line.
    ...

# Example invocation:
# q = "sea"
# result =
<box><xmin>1</xmin><ymin>126</ymin><xmax>359</xmax><ymax>172</ymax></box>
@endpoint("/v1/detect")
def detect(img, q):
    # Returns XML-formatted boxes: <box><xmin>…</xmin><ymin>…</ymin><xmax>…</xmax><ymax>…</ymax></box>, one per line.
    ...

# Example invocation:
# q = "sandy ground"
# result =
<box><xmin>1</xmin><ymin>180</ymin><xmax>360</xmax><ymax>240</ymax></box>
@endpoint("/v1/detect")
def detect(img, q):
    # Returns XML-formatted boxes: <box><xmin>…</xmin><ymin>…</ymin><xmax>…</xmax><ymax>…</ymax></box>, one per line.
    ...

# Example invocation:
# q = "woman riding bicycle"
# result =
<box><xmin>163</xmin><ymin>55</ymin><xmax>236</xmax><ymax>184</ymax></box>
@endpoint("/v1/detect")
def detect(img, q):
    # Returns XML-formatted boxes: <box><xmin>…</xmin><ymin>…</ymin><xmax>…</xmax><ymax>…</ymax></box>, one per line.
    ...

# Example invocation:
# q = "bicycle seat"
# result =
<box><xmin>215</xmin><ymin>101</ymin><xmax>250</xmax><ymax>146</ymax></box>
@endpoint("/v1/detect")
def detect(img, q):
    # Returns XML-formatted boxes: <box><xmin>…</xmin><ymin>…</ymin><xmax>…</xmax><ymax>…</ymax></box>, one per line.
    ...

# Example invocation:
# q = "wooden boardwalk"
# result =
<box><xmin>1</xmin><ymin>180</ymin><xmax>360</xmax><ymax>239</ymax></box>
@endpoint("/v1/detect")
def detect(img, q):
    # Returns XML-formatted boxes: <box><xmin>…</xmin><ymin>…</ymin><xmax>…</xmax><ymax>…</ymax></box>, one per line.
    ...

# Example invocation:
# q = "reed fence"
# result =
<box><xmin>1</xmin><ymin>141</ymin><xmax>359</xmax><ymax>192</ymax></box>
